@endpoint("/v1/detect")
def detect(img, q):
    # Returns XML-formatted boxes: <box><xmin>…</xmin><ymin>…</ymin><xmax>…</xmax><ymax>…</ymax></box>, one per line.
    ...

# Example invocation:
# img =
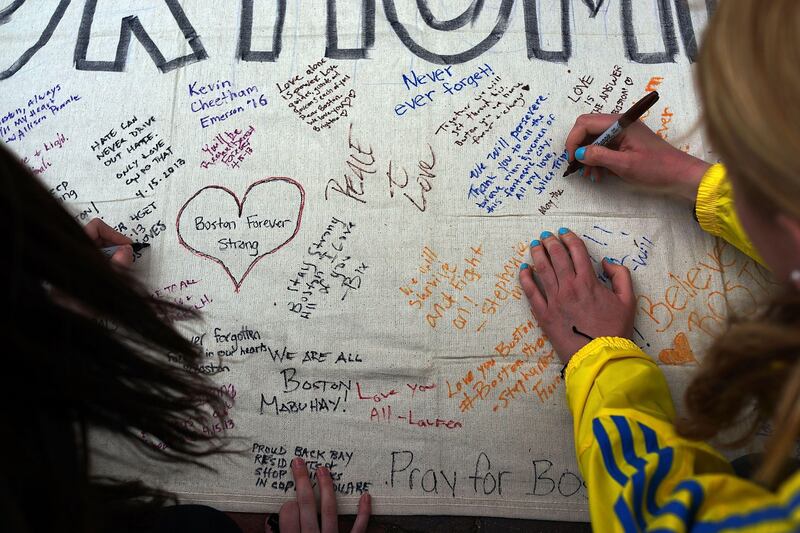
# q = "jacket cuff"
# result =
<box><xmin>564</xmin><ymin>336</ymin><xmax>643</xmax><ymax>383</ymax></box>
<box><xmin>695</xmin><ymin>163</ymin><xmax>727</xmax><ymax>236</ymax></box>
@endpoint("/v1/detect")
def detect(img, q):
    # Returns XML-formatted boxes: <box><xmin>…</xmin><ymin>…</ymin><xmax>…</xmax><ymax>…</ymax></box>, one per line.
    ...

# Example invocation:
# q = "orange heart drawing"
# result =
<box><xmin>658</xmin><ymin>332</ymin><xmax>697</xmax><ymax>365</ymax></box>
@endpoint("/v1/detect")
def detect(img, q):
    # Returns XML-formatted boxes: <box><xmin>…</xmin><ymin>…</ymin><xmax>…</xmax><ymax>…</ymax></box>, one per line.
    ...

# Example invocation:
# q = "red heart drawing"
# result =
<box><xmin>176</xmin><ymin>177</ymin><xmax>305</xmax><ymax>292</ymax></box>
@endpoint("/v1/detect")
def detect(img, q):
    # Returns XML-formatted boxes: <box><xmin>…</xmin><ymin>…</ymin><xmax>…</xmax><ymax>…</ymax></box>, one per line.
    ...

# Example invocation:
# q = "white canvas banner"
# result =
<box><xmin>1</xmin><ymin>0</ymin><xmax>770</xmax><ymax>520</ymax></box>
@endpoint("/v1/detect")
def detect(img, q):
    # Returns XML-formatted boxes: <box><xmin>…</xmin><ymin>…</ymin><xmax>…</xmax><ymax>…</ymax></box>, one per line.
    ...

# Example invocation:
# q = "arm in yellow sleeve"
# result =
<box><xmin>565</xmin><ymin>337</ymin><xmax>800</xmax><ymax>532</ymax></box>
<box><xmin>696</xmin><ymin>164</ymin><xmax>764</xmax><ymax>264</ymax></box>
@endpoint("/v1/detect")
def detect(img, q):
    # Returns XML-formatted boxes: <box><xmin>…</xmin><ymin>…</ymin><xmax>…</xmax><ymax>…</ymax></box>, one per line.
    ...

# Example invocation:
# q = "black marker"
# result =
<box><xmin>101</xmin><ymin>243</ymin><xmax>150</xmax><ymax>257</ymax></box>
<box><xmin>563</xmin><ymin>91</ymin><xmax>660</xmax><ymax>177</ymax></box>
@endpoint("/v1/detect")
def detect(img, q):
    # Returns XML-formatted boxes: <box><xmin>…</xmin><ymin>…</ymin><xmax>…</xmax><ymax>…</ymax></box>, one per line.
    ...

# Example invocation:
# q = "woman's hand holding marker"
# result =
<box><xmin>518</xmin><ymin>228</ymin><xmax>636</xmax><ymax>364</ymax></box>
<box><xmin>566</xmin><ymin>113</ymin><xmax>711</xmax><ymax>200</ymax></box>
<box><xmin>84</xmin><ymin>218</ymin><xmax>134</xmax><ymax>267</ymax></box>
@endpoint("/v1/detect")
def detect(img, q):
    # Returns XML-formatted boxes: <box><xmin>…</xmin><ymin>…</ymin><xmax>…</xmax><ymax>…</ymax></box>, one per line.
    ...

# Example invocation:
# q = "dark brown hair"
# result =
<box><xmin>1</xmin><ymin>143</ymin><xmax>230</xmax><ymax>532</ymax></box>
<box><xmin>680</xmin><ymin>0</ymin><xmax>800</xmax><ymax>488</ymax></box>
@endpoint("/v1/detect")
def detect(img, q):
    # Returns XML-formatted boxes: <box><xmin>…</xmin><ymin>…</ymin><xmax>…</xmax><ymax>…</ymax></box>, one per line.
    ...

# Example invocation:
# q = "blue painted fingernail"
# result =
<box><xmin>604</xmin><ymin>257</ymin><xmax>617</xmax><ymax>264</ymax></box>
<box><xmin>531</xmin><ymin>239</ymin><xmax>541</xmax><ymax>247</ymax></box>
<box><xmin>575</xmin><ymin>147</ymin><xmax>587</xmax><ymax>161</ymax></box>
<box><xmin>520</xmin><ymin>263</ymin><xmax>529</xmax><ymax>271</ymax></box>
<box><xmin>558</xmin><ymin>227</ymin><xmax>570</xmax><ymax>235</ymax></box>
<box><xmin>579</xmin><ymin>167</ymin><xmax>585</xmax><ymax>177</ymax></box>
<box><xmin>540</xmin><ymin>231</ymin><xmax>554</xmax><ymax>239</ymax></box>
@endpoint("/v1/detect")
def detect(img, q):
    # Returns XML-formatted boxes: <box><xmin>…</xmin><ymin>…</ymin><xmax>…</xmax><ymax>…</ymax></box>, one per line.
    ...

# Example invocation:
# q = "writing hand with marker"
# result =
<box><xmin>268</xmin><ymin>457</ymin><xmax>371</xmax><ymax>533</ymax></box>
<box><xmin>84</xmin><ymin>218</ymin><xmax>135</xmax><ymax>267</ymax></box>
<box><xmin>518</xmin><ymin>229</ymin><xmax>636</xmax><ymax>364</ymax></box>
<box><xmin>565</xmin><ymin>113</ymin><xmax>710</xmax><ymax>200</ymax></box>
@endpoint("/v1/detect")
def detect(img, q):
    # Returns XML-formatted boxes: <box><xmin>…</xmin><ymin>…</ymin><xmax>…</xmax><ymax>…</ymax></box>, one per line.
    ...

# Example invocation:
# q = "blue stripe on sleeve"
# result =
<box><xmin>636</xmin><ymin>420</ymin><xmax>705</xmax><ymax>527</ymax></box>
<box><xmin>693</xmin><ymin>489</ymin><xmax>800</xmax><ymax>532</ymax></box>
<box><xmin>661</xmin><ymin>480</ymin><xmax>704</xmax><ymax>528</ymax></box>
<box><xmin>646</xmin><ymin>448</ymin><xmax>674</xmax><ymax>517</ymax></box>
<box><xmin>612</xmin><ymin>416</ymin><xmax>648</xmax><ymax>530</ymax></box>
<box><xmin>659</xmin><ymin>500</ymin><xmax>694</xmax><ymax>524</ymax></box>
<box><xmin>639</xmin><ymin>422</ymin><xmax>660</xmax><ymax>454</ymax></box>
<box><xmin>591</xmin><ymin>417</ymin><xmax>709</xmax><ymax>531</ymax></box>
<box><xmin>639</xmin><ymin>422</ymin><xmax>675</xmax><ymax>517</ymax></box>
<box><xmin>614</xmin><ymin>494</ymin><xmax>640</xmax><ymax>533</ymax></box>
<box><xmin>592</xmin><ymin>417</ymin><xmax>628</xmax><ymax>486</ymax></box>
<box><xmin>675</xmin><ymin>480</ymin><xmax>705</xmax><ymax>518</ymax></box>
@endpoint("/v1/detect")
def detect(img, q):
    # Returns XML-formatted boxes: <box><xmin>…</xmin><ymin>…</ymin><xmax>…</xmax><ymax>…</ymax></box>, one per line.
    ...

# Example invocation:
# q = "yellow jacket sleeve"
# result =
<box><xmin>695</xmin><ymin>164</ymin><xmax>764</xmax><ymax>264</ymax></box>
<box><xmin>565</xmin><ymin>337</ymin><xmax>800</xmax><ymax>532</ymax></box>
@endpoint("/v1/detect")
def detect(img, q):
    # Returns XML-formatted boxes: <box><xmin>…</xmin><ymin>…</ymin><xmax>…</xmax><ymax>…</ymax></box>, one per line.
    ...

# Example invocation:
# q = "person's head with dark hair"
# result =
<box><xmin>0</xmin><ymin>143</ymin><xmax>231</xmax><ymax>533</ymax></box>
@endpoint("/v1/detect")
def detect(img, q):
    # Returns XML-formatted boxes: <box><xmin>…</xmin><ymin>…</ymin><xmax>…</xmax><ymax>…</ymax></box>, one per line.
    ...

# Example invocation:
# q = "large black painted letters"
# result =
<box><xmin>415</xmin><ymin>0</ymin><xmax>485</xmax><ymax>31</ymax></box>
<box><xmin>326</xmin><ymin>0</ymin><xmax>375</xmax><ymax>60</ymax></box>
<box><xmin>621</xmin><ymin>0</ymin><xmax>678</xmax><ymax>64</ymax></box>
<box><xmin>0</xmin><ymin>0</ymin><xmax>718</xmax><ymax>80</ymax></box>
<box><xmin>0</xmin><ymin>0</ymin><xmax>71</xmax><ymax>81</ymax></box>
<box><xmin>383</xmin><ymin>0</ymin><xmax>514</xmax><ymax>65</ymax></box>
<box><xmin>239</xmin><ymin>0</ymin><xmax>286</xmax><ymax>62</ymax></box>
<box><xmin>0</xmin><ymin>0</ymin><xmax>25</xmax><ymax>22</ymax></box>
<box><xmin>522</xmin><ymin>0</ymin><xmax>571</xmax><ymax>63</ymax></box>
<box><xmin>674</xmin><ymin>0</ymin><xmax>716</xmax><ymax>63</ymax></box>
<box><xmin>74</xmin><ymin>0</ymin><xmax>207</xmax><ymax>73</ymax></box>
<box><xmin>580</xmin><ymin>0</ymin><xmax>607</xmax><ymax>18</ymax></box>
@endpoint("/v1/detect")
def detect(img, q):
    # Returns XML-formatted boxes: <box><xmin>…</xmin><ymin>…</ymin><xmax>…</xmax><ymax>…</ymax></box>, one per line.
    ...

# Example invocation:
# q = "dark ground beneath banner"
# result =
<box><xmin>229</xmin><ymin>512</ymin><xmax>592</xmax><ymax>532</ymax></box>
